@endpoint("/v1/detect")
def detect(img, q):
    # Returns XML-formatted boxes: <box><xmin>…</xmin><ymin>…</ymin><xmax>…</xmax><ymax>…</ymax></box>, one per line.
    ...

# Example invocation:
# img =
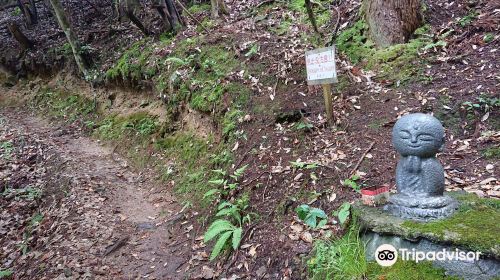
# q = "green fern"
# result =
<box><xmin>204</xmin><ymin>201</ymin><xmax>247</xmax><ymax>260</ymax></box>
<box><xmin>204</xmin><ymin>218</ymin><xmax>243</xmax><ymax>260</ymax></box>
<box><xmin>204</xmin><ymin>219</ymin><xmax>235</xmax><ymax>242</ymax></box>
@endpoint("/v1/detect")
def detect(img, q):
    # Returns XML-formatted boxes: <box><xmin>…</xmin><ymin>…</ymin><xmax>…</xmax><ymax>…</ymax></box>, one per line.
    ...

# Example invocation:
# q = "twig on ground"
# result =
<box><xmin>255</xmin><ymin>0</ymin><xmax>275</xmax><ymax>8</ymax></box>
<box><xmin>234</xmin><ymin>142</ymin><xmax>258</xmax><ymax>170</ymax></box>
<box><xmin>242</xmin><ymin>171</ymin><xmax>270</xmax><ymax>187</ymax></box>
<box><xmin>327</xmin><ymin>6</ymin><xmax>341</xmax><ymax>46</ymax></box>
<box><xmin>103</xmin><ymin>236</ymin><xmax>129</xmax><ymax>256</ymax></box>
<box><xmin>174</xmin><ymin>0</ymin><xmax>210</xmax><ymax>33</ymax></box>
<box><xmin>349</xmin><ymin>141</ymin><xmax>375</xmax><ymax>177</ymax></box>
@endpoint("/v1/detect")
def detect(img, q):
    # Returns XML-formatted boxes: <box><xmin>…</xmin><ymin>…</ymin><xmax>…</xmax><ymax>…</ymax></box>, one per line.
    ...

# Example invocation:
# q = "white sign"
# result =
<box><xmin>305</xmin><ymin>46</ymin><xmax>337</xmax><ymax>85</ymax></box>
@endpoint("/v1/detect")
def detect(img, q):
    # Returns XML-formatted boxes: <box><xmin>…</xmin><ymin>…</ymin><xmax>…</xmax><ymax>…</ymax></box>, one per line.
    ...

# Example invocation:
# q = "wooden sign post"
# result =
<box><xmin>305</xmin><ymin>46</ymin><xmax>337</xmax><ymax>125</ymax></box>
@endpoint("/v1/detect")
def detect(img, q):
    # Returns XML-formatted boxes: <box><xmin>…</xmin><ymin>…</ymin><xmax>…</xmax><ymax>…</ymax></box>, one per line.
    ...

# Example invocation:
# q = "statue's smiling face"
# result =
<box><xmin>392</xmin><ymin>114</ymin><xmax>444</xmax><ymax>157</ymax></box>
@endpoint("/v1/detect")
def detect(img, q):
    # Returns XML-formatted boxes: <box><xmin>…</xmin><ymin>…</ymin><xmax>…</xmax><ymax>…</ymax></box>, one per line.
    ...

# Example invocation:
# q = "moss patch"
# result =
<box><xmin>402</xmin><ymin>193</ymin><xmax>500</xmax><ymax>255</ymax></box>
<box><xmin>336</xmin><ymin>21</ymin><xmax>431</xmax><ymax>84</ymax></box>
<box><xmin>94</xmin><ymin>112</ymin><xmax>158</xmax><ymax>140</ymax></box>
<box><xmin>187</xmin><ymin>3</ymin><xmax>210</xmax><ymax>14</ymax></box>
<box><xmin>155</xmin><ymin>131</ymin><xmax>233</xmax><ymax>205</ymax></box>
<box><xmin>482</xmin><ymin>145</ymin><xmax>500</xmax><ymax>159</ymax></box>
<box><xmin>366</xmin><ymin>260</ymin><xmax>459</xmax><ymax>280</ymax></box>
<box><xmin>106</xmin><ymin>39</ymin><xmax>157</xmax><ymax>82</ymax></box>
<box><xmin>354</xmin><ymin>192</ymin><xmax>500</xmax><ymax>258</ymax></box>
<box><xmin>30</xmin><ymin>89</ymin><xmax>96</xmax><ymax>123</ymax></box>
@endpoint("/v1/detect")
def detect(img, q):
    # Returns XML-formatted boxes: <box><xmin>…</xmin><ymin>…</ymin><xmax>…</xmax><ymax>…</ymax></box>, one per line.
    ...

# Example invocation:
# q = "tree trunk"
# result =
<box><xmin>28</xmin><ymin>0</ymin><xmax>38</xmax><ymax>23</ymax></box>
<box><xmin>165</xmin><ymin>0</ymin><xmax>182</xmax><ymax>31</ymax></box>
<box><xmin>364</xmin><ymin>0</ymin><xmax>422</xmax><ymax>47</ymax></box>
<box><xmin>124</xmin><ymin>0</ymin><xmax>150</xmax><ymax>36</ymax></box>
<box><xmin>211</xmin><ymin>0</ymin><xmax>228</xmax><ymax>18</ymax></box>
<box><xmin>7</xmin><ymin>22</ymin><xmax>34</xmax><ymax>51</ymax></box>
<box><xmin>154</xmin><ymin>0</ymin><xmax>172</xmax><ymax>31</ymax></box>
<box><xmin>48</xmin><ymin>0</ymin><xmax>89</xmax><ymax>77</ymax></box>
<box><xmin>17</xmin><ymin>0</ymin><xmax>37</xmax><ymax>25</ymax></box>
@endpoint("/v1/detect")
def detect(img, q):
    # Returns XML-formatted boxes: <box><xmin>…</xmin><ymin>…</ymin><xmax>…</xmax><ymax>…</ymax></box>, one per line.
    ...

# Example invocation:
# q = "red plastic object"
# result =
<box><xmin>361</xmin><ymin>185</ymin><xmax>390</xmax><ymax>196</ymax></box>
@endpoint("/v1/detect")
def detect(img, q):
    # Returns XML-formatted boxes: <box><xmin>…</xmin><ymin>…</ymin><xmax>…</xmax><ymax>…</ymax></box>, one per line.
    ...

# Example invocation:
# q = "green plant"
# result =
<box><xmin>463</xmin><ymin>95</ymin><xmax>499</xmax><ymax>113</ymax></box>
<box><xmin>0</xmin><ymin>269</ymin><xmax>12</xmax><ymax>278</ymax></box>
<box><xmin>423</xmin><ymin>40</ymin><xmax>447</xmax><ymax>50</ymax></box>
<box><xmin>2</xmin><ymin>186</ymin><xmax>42</xmax><ymax>200</ymax></box>
<box><xmin>482</xmin><ymin>146</ymin><xmax>500</xmax><ymax>159</ymax></box>
<box><xmin>458</xmin><ymin>10</ymin><xmax>478</xmax><ymax>27</ymax></box>
<box><xmin>204</xmin><ymin>201</ymin><xmax>245</xmax><ymax>260</ymax></box>
<box><xmin>296</xmin><ymin>204</ymin><xmax>328</xmax><ymax>228</ymax></box>
<box><xmin>483</xmin><ymin>33</ymin><xmax>494</xmax><ymax>43</ymax></box>
<box><xmin>245</xmin><ymin>43</ymin><xmax>260</xmax><ymax>58</ymax></box>
<box><xmin>17</xmin><ymin>213</ymin><xmax>44</xmax><ymax>256</ymax></box>
<box><xmin>308</xmin><ymin>224</ymin><xmax>366</xmax><ymax>279</ymax></box>
<box><xmin>0</xmin><ymin>141</ymin><xmax>14</xmax><ymax>159</ymax></box>
<box><xmin>295</xmin><ymin>121</ymin><xmax>314</xmax><ymax>131</ymax></box>
<box><xmin>343</xmin><ymin>174</ymin><xmax>361</xmax><ymax>192</ymax></box>
<box><xmin>11</xmin><ymin>6</ymin><xmax>21</xmax><ymax>16</ymax></box>
<box><xmin>290</xmin><ymin>160</ymin><xmax>318</xmax><ymax>169</ymax></box>
<box><xmin>336</xmin><ymin>21</ymin><xmax>431</xmax><ymax>84</ymax></box>
<box><xmin>332</xmin><ymin>202</ymin><xmax>351</xmax><ymax>225</ymax></box>
<box><xmin>204</xmin><ymin>165</ymin><xmax>248</xmax><ymax>200</ymax></box>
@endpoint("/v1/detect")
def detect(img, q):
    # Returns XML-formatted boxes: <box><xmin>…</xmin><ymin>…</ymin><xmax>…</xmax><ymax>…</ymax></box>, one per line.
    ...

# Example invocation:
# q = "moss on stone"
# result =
<box><xmin>354</xmin><ymin>192</ymin><xmax>500</xmax><ymax>258</ymax></box>
<box><xmin>366</xmin><ymin>260</ymin><xmax>460</xmax><ymax>280</ymax></box>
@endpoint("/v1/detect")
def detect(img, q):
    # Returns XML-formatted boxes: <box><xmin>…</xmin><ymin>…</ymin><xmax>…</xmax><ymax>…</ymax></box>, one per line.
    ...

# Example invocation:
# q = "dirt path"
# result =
<box><xmin>0</xmin><ymin>108</ymin><xmax>195</xmax><ymax>279</ymax></box>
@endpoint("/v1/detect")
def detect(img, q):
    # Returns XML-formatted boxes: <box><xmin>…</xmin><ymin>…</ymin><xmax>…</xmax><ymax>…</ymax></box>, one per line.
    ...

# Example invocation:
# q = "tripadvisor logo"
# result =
<box><xmin>375</xmin><ymin>244</ymin><xmax>482</xmax><ymax>267</ymax></box>
<box><xmin>375</xmin><ymin>244</ymin><xmax>398</xmax><ymax>267</ymax></box>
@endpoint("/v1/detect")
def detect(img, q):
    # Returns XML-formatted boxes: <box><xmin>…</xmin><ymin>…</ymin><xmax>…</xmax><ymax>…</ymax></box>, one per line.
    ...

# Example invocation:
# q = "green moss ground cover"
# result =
<box><xmin>355</xmin><ymin>192</ymin><xmax>500</xmax><ymax>258</ymax></box>
<box><xmin>402</xmin><ymin>192</ymin><xmax>500</xmax><ymax>255</ymax></box>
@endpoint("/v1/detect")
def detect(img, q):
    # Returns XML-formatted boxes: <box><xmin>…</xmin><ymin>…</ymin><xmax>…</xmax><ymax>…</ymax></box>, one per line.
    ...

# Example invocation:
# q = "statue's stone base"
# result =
<box><xmin>363</xmin><ymin>232</ymin><xmax>500</xmax><ymax>280</ymax></box>
<box><xmin>353</xmin><ymin>192</ymin><xmax>500</xmax><ymax>280</ymax></box>
<box><xmin>383</xmin><ymin>194</ymin><xmax>458</xmax><ymax>221</ymax></box>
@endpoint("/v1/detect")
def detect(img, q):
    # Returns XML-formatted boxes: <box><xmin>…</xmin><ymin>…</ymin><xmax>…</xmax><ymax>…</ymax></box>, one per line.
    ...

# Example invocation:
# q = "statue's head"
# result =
<box><xmin>392</xmin><ymin>113</ymin><xmax>445</xmax><ymax>157</ymax></box>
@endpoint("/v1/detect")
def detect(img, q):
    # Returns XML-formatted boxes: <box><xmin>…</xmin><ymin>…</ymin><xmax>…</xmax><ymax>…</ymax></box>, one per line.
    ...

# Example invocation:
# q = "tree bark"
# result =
<box><xmin>28</xmin><ymin>0</ymin><xmax>38</xmax><ymax>23</ymax></box>
<box><xmin>17</xmin><ymin>0</ymin><xmax>37</xmax><ymax>25</ymax></box>
<box><xmin>154</xmin><ymin>0</ymin><xmax>172</xmax><ymax>31</ymax></box>
<box><xmin>211</xmin><ymin>0</ymin><xmax>228</xmax><ymax>19</ymax></box>
<box><xmin>7</xmin><ymin>22</ymin><xmax>34</xmax><ymax>51</ymax></box>
<box><xmin>304</xmin><ymin>0</ymin><xmax>320</xmax><ymax>35</ymax></box>
<box><xmin>124</xmin><ymin>0</ymin><xmax>150</xmax><ymax>36</ymax></box>
<box><xmin>165</xmin><ymin>0</ymin><xmax>182</xmax><ymax>31</ymax></box>
<box><xmin>364</xmin><ymin>0</ymin><xmax>422</xmax><ymax>47</ymax></box>
<box><xmin>48</xmin><ymin>0</ymin><xmax>89</xmax><ymax>76</ymax></box>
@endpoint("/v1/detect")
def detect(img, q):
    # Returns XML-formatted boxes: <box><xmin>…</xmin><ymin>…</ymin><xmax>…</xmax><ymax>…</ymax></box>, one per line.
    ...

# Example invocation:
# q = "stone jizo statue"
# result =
<box><xmin>384</xmin><ymin>113</ymin><xmax>457</xmax><ymax>220</ymax></box>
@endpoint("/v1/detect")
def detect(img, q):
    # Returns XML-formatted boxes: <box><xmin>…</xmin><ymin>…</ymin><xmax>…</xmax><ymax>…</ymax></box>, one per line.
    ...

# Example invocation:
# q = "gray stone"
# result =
<box><xmin>385</xmin><ymin>113</ymin><xmax>457</xmax><ymax>221</ymax></box>
<box><xmin>353</xmin><ymin>200</ymin><xmax>500</xmax><ymax>259</ymax></box>
<box><xmin>363</xmin><ymin>231</ymin><xmax>500</xmax><ymax>280</ymax></box>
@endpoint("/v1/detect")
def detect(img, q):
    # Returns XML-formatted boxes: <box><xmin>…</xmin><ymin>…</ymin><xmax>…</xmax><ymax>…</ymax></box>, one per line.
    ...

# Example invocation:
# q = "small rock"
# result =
<box><xmin>137</xmin><ymin>222</ymin><xmax>155</xmax><ymax>230</ymax></box>
<box><xmin>290</xmin><ymin>224</ymin><xmax>303</xmax><ymax>233</ymax></box>
<box><xmin>198</xmin><ymin>266</ymin><xmax>216</xmax><ymax>279</ymax></box>
<box><xmin>256</xmin><ymin>266</ymin><xmax>267</xmax><ymax>277</ymax></box>
<box><xmin>487</xmin><ymin>190</ymin><xmax>500</xmax><ymax>198</ymax></box>
<box><xmin>300</xmin><ymin>232</ymin><xmax>313</xmax><ymax>243</ymax></box>
<box><xmin>486</xmin><ymin>164</ymin><xmax>494</xmax><ymax>173</ymax></box>
<box><xmin>293</xmin><ymin>173</ymin><xmax>303</xmax><ymax>181</ymax></box>
<box><xmin>64</xmin><ymin>268</ymin><xmax>72</xmax><ymax>277</ymax></box>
